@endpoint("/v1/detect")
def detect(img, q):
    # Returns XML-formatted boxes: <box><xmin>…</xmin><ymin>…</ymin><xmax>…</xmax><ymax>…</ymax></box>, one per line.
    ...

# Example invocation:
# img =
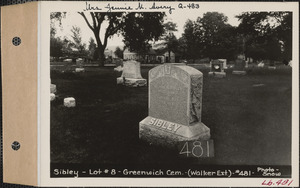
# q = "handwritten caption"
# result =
<box><xmin>83</xmin><ymin>2</ymin><xmax>200</xmax><ymax>14</ymax></box>
<box><xmin>262</xmin><ymin>179</ymin><xmax>294</xmax><ymax>186</ymax></box>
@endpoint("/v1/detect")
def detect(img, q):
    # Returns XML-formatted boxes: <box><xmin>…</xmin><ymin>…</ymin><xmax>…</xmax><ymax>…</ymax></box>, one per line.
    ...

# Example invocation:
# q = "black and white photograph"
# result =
<box><xmin>44</xmin><ymin>1</ymin><xmax>298</xmax><ymax>186</ymax></box>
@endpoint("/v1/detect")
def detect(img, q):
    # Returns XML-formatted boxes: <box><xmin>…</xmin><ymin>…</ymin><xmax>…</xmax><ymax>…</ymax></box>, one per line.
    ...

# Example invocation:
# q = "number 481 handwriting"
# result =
<box><xmin>262</xmin><ymin>179</ymin><xmax>293</xmax><ymax>186</ymax></box>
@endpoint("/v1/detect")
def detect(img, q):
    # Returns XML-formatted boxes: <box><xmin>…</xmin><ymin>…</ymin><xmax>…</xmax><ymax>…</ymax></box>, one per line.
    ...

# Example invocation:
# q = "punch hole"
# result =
<box><xmin>12</xmin><ymin>37</ymin><xmax>21</xmax><ymax>46</ymax></box>
<box><xmin>12</xmin><ymin>141</ymin><xmax>20</xmax><ymax>151</ymax></box>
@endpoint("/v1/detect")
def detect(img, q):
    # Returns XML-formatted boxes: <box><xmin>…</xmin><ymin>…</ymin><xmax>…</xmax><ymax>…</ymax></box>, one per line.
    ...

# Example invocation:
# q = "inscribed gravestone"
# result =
<box><xmin>232</xmin><ymin>54</ymin><xmax>247</xmax><ymax>75</ymax></box>
<box><xmin>139</xmin><ymin>63</ymin><xmax>210</xmax><ymax>147</ymax></box>
<box><xmin>208</xmin><ymin>59</ymin><xmax>226</xmax><ymax>78</ymax></box>
<box><xmin>218</xmin><ymin>59</ymin><xmax>227</xmax><ymax>69</ymax></box>
<box><xmin>116</xmin><ymin>60</ymin><xmax>147</xmax><ymax>87</ymax></box>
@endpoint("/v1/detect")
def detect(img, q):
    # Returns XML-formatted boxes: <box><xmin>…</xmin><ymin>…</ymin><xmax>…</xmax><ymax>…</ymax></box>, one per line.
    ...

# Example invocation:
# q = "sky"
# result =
<box><xmin>54</xmin><ymin>10</ymin><xmax>242</xmax><ymax>49</ymax></box>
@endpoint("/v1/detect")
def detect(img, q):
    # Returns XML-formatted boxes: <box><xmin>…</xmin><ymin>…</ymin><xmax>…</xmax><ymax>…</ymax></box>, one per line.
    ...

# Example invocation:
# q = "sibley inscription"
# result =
<box><xmin>149</xmin><ymin>118</ymin><xmax>182</xmax><ymax>133</ymax></box>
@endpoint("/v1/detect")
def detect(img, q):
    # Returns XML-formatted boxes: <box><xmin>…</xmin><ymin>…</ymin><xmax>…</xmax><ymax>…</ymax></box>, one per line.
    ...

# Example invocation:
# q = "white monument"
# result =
<box><xmin>117</xmin><ymin>60</ymin><xmax>147</xmax><ymax>87</ymax></box>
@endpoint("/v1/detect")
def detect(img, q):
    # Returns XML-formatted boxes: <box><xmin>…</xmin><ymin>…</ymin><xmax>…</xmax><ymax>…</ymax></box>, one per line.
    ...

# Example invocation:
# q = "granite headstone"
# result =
<box><xmin>232</xmin><ymin>54</ymin><xmax>247</xmax><ymax>75</ymax></box>
<box><xmin>117</xmin><ymin>60</ymin><xmax>147</xmax><ymax>87</ymax></box>
<box><xmin>139</xmin><ymin>63</ymin><xmax>210</xmax><ymax>147</ymax></box>
<box><xmin>208</xmin><ymin>59</ymin><xmax>226</xmax><ymax>78</ymax></box>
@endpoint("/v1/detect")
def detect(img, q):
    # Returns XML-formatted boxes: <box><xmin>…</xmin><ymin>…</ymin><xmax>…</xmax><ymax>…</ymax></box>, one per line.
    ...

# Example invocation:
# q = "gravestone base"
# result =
<box><xmin>139</xmin><ymin>116</ymin><xmax>210</xmax><ymax>148</ymax></box>
<box><xmin>117</xmin><ymin>77</ymin><xmax>147</xmax><ymax>87</ymax></box>
<box><xmin>208</xmin><ymin>72</ymin><xmax>226</xmax><ymax>78</ymax></box>
<box><xmin>232</xmin><ymin>70</ymin><xmax>247</xmax><ymax>75</ymax></box>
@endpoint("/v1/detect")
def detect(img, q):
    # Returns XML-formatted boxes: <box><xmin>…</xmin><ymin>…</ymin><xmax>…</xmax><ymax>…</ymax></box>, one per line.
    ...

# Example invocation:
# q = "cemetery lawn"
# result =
<box><xmin>51</xmin><ymin>65</ymin><xmax>292</xmax><ymax>166</ymax></box>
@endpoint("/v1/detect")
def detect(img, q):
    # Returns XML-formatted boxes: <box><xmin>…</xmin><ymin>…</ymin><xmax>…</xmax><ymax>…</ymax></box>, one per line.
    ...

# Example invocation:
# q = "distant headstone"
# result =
<box><xmin>117</xmin><ymin>60</ymin><xmax>147</xmax><ymax>87</ymax></box>
<box><xmin>218</xmin><ymin>59</ymin><xmax>227</xmax><ymax>69</ymax></box>
<box><xmin>113</xmin><ymin>58</ymin><xmax>123</xmax><ymax>67</ymax></box>
<box><xmin>76</xmin><ymin>59</ymin><xmax>84</xmax><ymax>67</ymax></box>
<box><xmin>139</xmin><ymin>63</ymin><xmax>210</xmax><ymax>147</ymax></box>
<box><xmin>208</xmin><ymin>60</ymin><xmax>226</xmax><ymax>78</ymax></box>
<box><xmin>237</xmin><ymin>54</ymin><xmax>245</xmax><ymax>60</ymax></box>
<box><xmin>232</xmin><ymin>54</ymin><xmax>247</xmax><ymax>75</ymax></box>
<box><xmin>50</xmin><ymin>93</ymin><xmax>56</xmax><ymax>101</ymax></box>
<box><xmin>258</xmin><ymin>62</ymin><xmax>265</xmax><ymax>68</ymax></box>
<box><xmin>64</xmin><ymin>97</ymin><xmax>76</xmax><ymax>107</ymax></box>
<box><xmin>50</xmin><ymin>84</ymin><xmax>56</xmax><ymax>93</ymax></box>
<box><xmin>75</xmin><ymin>68</ymin><xmax>85</xmax><ymax>72</ymax></box>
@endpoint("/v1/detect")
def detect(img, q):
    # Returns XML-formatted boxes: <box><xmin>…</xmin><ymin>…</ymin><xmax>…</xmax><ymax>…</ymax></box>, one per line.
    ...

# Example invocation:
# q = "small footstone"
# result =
<box><xmin>50</xmin><ymin>84</ymin><xmax>56</xmax><ymax>93</ymax></box>
<box><xmin>232</xmin><ymin>70</ymin><xmax>247</xmax><ymax>75</ymax></box>
<box><xmin>75</xmin><ymin>68</ymin><xmax>85</xmax><ymax>72</ymax></box>
<box><xmin>64</xmin><ymin>97</ymin><xmax>76</xmax><ymax>107</ymax></box>
<box><xmin>50</xmin><ymin>93</ymin><xmax>56</xmax><ymax>101</ymax></box>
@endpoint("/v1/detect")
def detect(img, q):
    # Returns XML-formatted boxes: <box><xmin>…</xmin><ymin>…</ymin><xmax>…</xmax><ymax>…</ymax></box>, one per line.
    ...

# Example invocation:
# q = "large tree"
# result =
<box><xmin>236</xmin><ymin>12</ymin><xmax>292</xmax><ymax>62</ymax></box>
<box><xmin>182</xmin><ymin>19</ymin><xmax>201</xmax><ymax>61</ymax></box>
<box><xmin>182</xmin><ymin>12</ymin><xmax>238</xmax><ymax>61</ymax></box>
<box><xmin>50</xmin><ymin>12</ymin><xmax>66</xmax><ymax>37</ymax></box>
<box><xmin>88</xmin><ymin>38</ymin><xmax>97</xmax><ymax>60</ymax></box>
<box><xmin>50</xmin><ymin>12</ymin><xmax>66</xmax><ymax>61</ymax></box>
<box><xmin>114</xmin><ymin>47</ymin><xmax>123</xmax><ymax>59</ymax></box>
<box><xmin>122</xmin><ymin>12</ymin><xmax>165</xmax><ymax>54</ymax></box>
<box><xmin>162</xmin><ymin>22</ymin><xmax>179</xmax><ymax>62</ymax></box>
<box><xmin>78</xmin><ymin>12</ymin><xmax>165</xmax><ymax>66</ymax></box>
<box><xmin>152</xmin><ymin>21</ymin><xmax>179</xmax><ymax>62</ymax></box>
<box><xmin>196</xmin><ymin>12</ymin><xmax>237</xmax><ymax>60</ymax></box>
<box><xmin>70</xmin><ymin>26</ymin><xmax>87</xmax><ymax>56</ymax></box>
<box><xmin>50</xmin><ymin>37</ymin><xmax>64</xmax><ymax>61</ymax></box>
<box><xmin>78</xmin><ymin>12</ymin><xmax>125</xmax><ymax>66</ymax></box>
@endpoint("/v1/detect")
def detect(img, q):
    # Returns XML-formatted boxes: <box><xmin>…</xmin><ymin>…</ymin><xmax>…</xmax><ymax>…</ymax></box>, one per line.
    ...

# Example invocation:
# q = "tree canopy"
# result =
<box><xmin>78</xmin><ymin>12</ymin><xmax>165</xmax><ymax>65</ymax></box>
<box><xmin>114</xmin><ymin>47</ymin><xmax>124</xmax><ymax>59</ymax></box>
<box><xmin>122</xmin><ymin>12</ymin><xmax>165</xmax><ymax>54</ymax></box>
<box><xmin>50</xmin><ymin>11</ymin><xmax>292</xmax><ymax>64</ymax></box>
<box><xmin>236</xmin><ymin>12</ymin><xmax>292</xmax><ymax>61</ymax></box>
<box><xmin>181</xmin><ymin>12</ymin><xmax>238</xmax><ymax>61</ymax></box>
<box><xmin>70</xmin><ymin>26</ymin><xmax>87</xmax><ymax>55</ymax></box>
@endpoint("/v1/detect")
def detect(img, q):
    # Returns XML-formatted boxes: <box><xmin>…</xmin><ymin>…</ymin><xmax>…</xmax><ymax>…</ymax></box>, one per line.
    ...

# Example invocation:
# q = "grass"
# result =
<box><xmin>50</xmin><ymin>65</ymin><xmax>292</xmax><ymax>166</ymax></box>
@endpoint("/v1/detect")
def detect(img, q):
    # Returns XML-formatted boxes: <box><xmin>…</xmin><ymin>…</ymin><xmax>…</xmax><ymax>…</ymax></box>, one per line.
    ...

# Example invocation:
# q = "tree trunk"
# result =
<box><xmin>93</xmin><ymin>31</ymin><xmax>105</xmax><ymax>67</ymax></box>
<box><xmin>98</xmin><ymin>48</ymin><xmax>105</xmax><ymax>66</ymax></box>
